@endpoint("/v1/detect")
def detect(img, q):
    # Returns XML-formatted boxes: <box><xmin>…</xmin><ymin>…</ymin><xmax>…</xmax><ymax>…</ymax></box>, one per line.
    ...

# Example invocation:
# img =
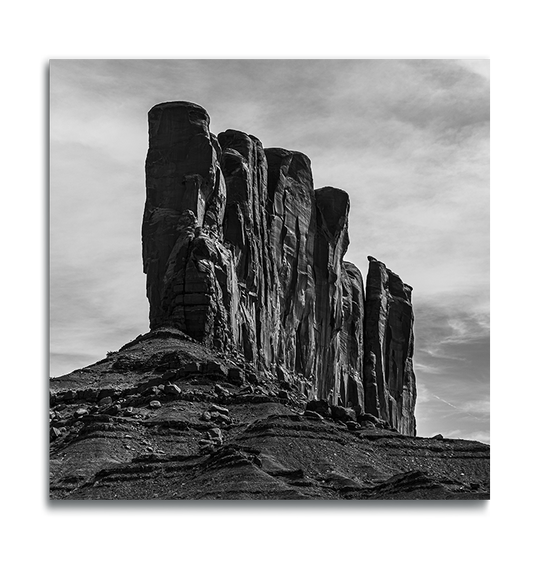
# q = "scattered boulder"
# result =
<box><xmin>358</xmin><ymin>412</ymin><xmax>381</xmax><ymax>425</ymax></box>
<box><xmin>306</xmin><ymin>400</ymin><xmax>331</xmax><ymax>417</ymax></box>
<box><xmin>210</xmin><ymin>404</ymin><xmax>229</xmax><ymax>416</ymax></box>
<box><xmin>278</xmin><ymin>390</ymin><xmax>290</xmax><ymax>401</ymax></box>
<box><xmin>210</xmin><ymin>412</ymin><xmax>231</xmax><ymax>424</ymax></box>
<box><xmin>206</xmin><ymin>361</ymin><xmax>229</xmax><ymax>377</ymax></box>
<box><xmin>207</xmin><ymin>428</ymin><xmax>223</xmax><ymax>445</ymax></box>
<box><xmin>207</xmin><ymin>428</ymin><xmax>223</xmax><ymax>441</ymax></box>
<box><xmin>141</xmin><ymin>386</ymin><xmax>159</xmax><ymax>396</ymax></box>
<box><xmin>330</xmin><ymin>405</ymin><xmax>356</xmax><ymax>423</ymax></box>
<box><xmin>98</xmin><ymin>396</ymin><xmax>113</xmax><ymax>407</ymax></box>
<box><xmin>144</xmin><ymin>387</ymin><xmax>161</xmax><ymax>397</ymax></box>
<box><xmin>215</xmin><ymin>384</ymin><xmax>230</xmax><ymax>397</ymax></box>
<box><xmin>50</xmin><ymin>427</ymin><xmax>62</xmax><ymax>440</ymax></box>
<box><xmin>228</xmin><ymin>367</ymin><xmax>245</xmax><ymax>385</ymax></box>
<box><xmin>246</xmin><ymin>372</ymin><xmax>258</xmax><ymax>384</ymax></box>
<box><xmin>357</xmin><ymin>412</ymin><xmax>391</xmax><ymax>429</ymax></box>
<box><xmin>239</xmin><ymin>384</ymin><xmax>253</xmax><ymax>394</ymax></box>
<box><xmin>164</xmin><ymin>384</ymin><xmax>182</xmax><ymax>396</ymax></box>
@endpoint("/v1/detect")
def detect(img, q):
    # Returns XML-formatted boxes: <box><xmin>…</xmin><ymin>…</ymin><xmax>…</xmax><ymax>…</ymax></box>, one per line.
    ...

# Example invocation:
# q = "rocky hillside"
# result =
<box><xmin>142</xmin><ymin>101</ymin><xmax>415</xmax><ymax>435</ymax></box>
<box><xmin>49</xmin><ymin>328</ymin><xmax>489</xmax><ymax>500</ymax></box>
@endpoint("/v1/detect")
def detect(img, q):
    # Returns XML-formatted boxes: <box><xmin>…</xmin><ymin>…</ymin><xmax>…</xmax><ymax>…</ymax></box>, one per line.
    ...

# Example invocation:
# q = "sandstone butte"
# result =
<box><xmin>142</xmin><ymin>101</ymin><xmax>416</xmax><ymax>434</ymax></box>
<box><xmin>49</xmin><ymin>102</ymin><xmax>489</xmax><ymax>500</ymax></box>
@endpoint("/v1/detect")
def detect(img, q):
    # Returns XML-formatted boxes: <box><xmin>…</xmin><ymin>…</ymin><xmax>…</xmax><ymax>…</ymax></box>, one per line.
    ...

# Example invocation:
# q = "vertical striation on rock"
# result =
<box><xmin>142</xmin><ymin>101</ymin><xmax>416</xmax><ymax>435</ymax></box>
<box><xmin>313</xmin><ymin>187</ymin><xmax>350</xmax><ymax>403</ymax></box>
<box><xmin>363</xmin><ymin>256</ymin><xmax>417</xmax><ymax>435</ymax></box>
<box><xmin>218</xmin><ymin>130</ymin><xmax>274</xmax><ymax>365</ymax></box>
<box><xmin>142</xmin><ymin>102</ymin><xmax>237</xmax><ymax>348</ymax></box>
<box><xmin>340</xmin><ymin>261</ymin><xmax>366</xmax><ymax>413</ymax></box>
<box><xmin>264</xmin><ymin>148</ymin><xmax>317</xmax><ymax>379</ymax></box>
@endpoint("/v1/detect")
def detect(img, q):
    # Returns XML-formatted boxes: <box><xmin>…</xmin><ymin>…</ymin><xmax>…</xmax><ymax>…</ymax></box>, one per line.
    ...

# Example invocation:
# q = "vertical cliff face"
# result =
<box><xmin>264</xmin><ymin>148</ymin><xmax>317</xmax><ymax>379</ymax></box>
<box><xmin>363</xmin><ymin>256</ymin><xmax>417</xmax><ymax>435</ymax></box>
<box><xmin>142</xmin><ymin>101</ymin><xmax>417</xmax><ymax>435</ymax></box>
<box><xmin>340</xmin><ymin>261</ymin><xmax>366</xmax><ymax>413</ymax></box>
<box><xmin>313</xmin><ymin>187</ymin><xmax>350</xmax><ymax>403</ymax></box>
<box><xmin>142</xmin><ymin>102</ymin><xmax>237</xmax><ymax>348</ymax></box>
<box><xmin>218</xmin><ymin>129</ymin><xmax>271</xmax><ymax>364</ymax></box>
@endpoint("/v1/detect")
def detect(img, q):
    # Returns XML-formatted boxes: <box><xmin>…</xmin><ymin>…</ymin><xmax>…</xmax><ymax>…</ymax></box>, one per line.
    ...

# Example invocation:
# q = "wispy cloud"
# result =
<box><xmin>414</xmin><ymin>363</ymin><xmax>442</xmax><ymax>375</ymax></box>
<box><xmin>414</xmin><ymin>363</ymin><xmax>489</xmax><ymax>439</ymax></box>
<box><xmin>446</xmin><ymin>429</ymin><xmax>490</xmax><ymax>444</ymax></box>
<box><xmin>462</xmin><ymin>398</ymin><xmax>490</xmax><ymax>416</ymax></box>
<box><xmin>411</xmin><ymin>295</ymin><xmax>489</xmax><ymax>440</ymax></box>
<box><xmin>443</xmin><ymin>318</ymin><xmax>489</xmax><ymax>345</ymax></box>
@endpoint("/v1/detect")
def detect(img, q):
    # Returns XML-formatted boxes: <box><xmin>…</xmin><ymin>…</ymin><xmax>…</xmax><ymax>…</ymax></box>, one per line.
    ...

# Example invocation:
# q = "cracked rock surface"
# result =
<box><xmin>141</xmin><ymin>102</ymin><xmax>416</xmax><ymax>433</ymax></box>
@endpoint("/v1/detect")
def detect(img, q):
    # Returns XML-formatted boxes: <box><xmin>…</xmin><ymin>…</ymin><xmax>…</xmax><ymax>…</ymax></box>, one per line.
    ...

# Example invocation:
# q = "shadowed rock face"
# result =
<box><xmin>142</xmin><ymin>102</ymin><xmax>231</xmax><ymax>337</ymax></box>
<box><xmin>142</xmin><ymin>101</ymin><xmax>417</xmax><ymax>435</ymax></box>
<box><xmin>364</xmin><ymin>256</ymin><xmax>417</xmax><ymax>436</ymax></box>
<box><xmin>263</xmin><ymin>147</ymin><xmax>317</xmax><ymax>380</ymax></box>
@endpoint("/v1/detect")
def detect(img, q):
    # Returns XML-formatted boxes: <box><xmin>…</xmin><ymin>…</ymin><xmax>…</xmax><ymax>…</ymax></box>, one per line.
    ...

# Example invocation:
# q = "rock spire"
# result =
<box><xmin>142</xmin><ymin>101</ymin><xmax>416</xmax><ymax>435</ymax></box>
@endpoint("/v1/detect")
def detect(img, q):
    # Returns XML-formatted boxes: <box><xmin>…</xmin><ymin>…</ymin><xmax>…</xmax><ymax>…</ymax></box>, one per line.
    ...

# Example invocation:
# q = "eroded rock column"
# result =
<box><xmin>142</xmin><ymin>102</ymin><xmax>238</xmax><ymax>348</ymax></box>
<box><xmin>363</xmin><ymin>256</ymin><xmax>417</xmax><ymax>435</ymax></box>
<box><xmin>218</xmin><ymin>130</ymin><xmax>275</xmax><ymax>365</ymax></box>
<box><xmin>264</xmin><ymin>148</ymin><xmax>317</xmax><ymax>378</ymax></box>
<box><xmin>141</xmin><ymin>101</ymin><xmax>417</xmax><ymax>436</ymax></box>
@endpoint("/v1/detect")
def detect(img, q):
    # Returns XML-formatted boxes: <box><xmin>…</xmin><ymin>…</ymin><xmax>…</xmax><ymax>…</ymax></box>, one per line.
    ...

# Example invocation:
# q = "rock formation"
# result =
<box><xmin>49</xmin><ymin>101</ymin><xmax>493</xmax><ymax>501</ymax></box>
<box><xmin>364</xmin><ymin>257</ymin><xmax>417</xmax><ymax>435</ymax></box>
<box><xmin>142</xmin><ymin>101</ymin><xmax>417</xmax><ymax>435</ymax></box>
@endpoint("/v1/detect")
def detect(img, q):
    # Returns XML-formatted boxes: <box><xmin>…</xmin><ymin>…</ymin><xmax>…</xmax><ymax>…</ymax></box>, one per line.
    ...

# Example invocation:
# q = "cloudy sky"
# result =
<box><xmin>50</xmin><ymin>59</ymin><xmax>489</xmax><ymax>442</ymax></box>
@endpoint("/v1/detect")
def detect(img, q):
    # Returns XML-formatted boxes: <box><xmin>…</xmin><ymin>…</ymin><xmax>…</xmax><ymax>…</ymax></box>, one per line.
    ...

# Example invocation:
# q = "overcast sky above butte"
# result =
<box><xmin>50</xmin><ymin>59</ymin><xmax>489</xmax><ymax>442</ymax></box>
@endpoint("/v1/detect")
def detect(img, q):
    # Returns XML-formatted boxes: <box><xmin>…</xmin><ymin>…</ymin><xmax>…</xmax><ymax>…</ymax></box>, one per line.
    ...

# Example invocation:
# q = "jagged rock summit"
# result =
<box><xmin>142</xmin><ymin>101</ymin><xmax>416</xmax><ymax>435</ymax></box>
<box><xmin>49</xmin><ymin>102</ymin><xmax>490</xmax><ymax>500</ymax></box>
